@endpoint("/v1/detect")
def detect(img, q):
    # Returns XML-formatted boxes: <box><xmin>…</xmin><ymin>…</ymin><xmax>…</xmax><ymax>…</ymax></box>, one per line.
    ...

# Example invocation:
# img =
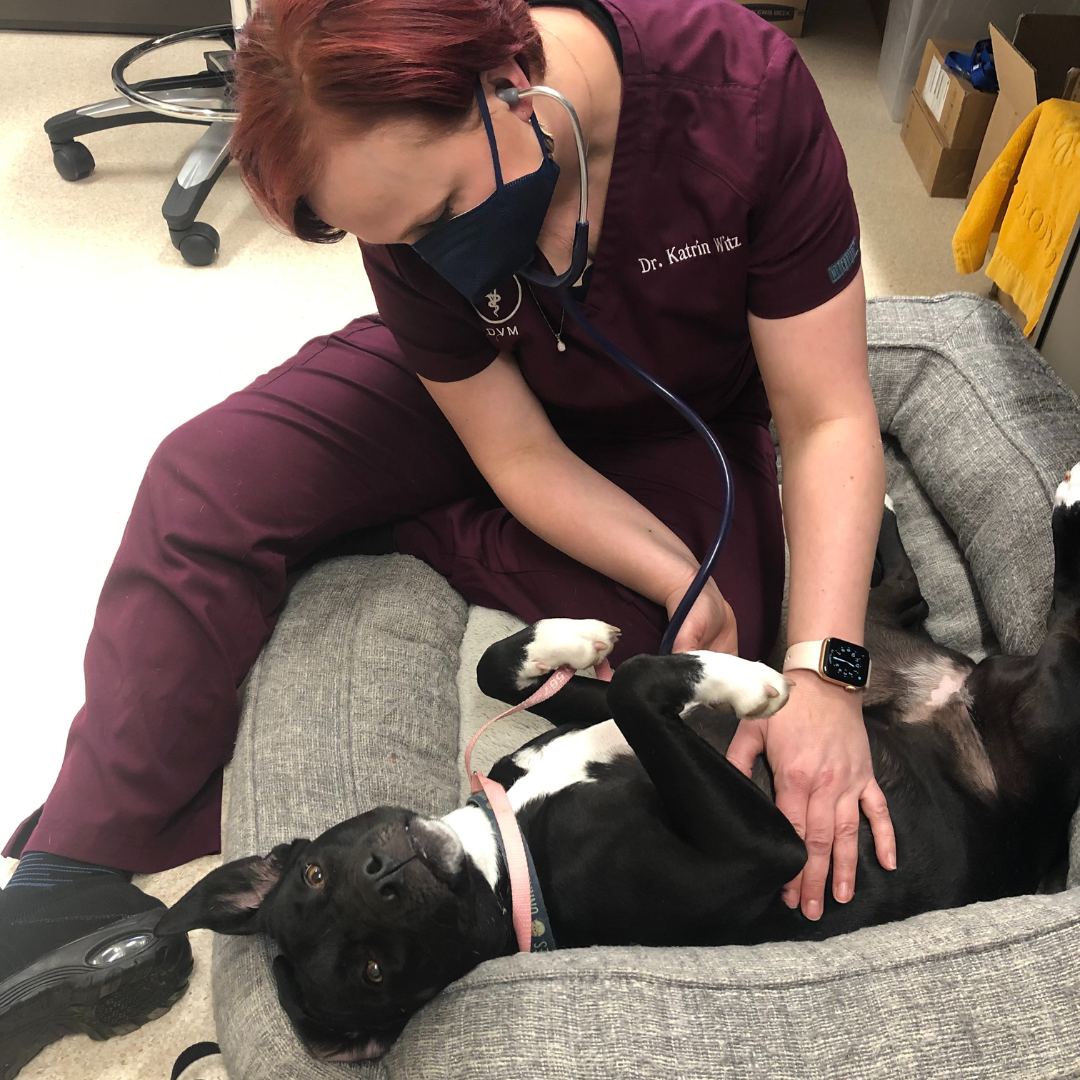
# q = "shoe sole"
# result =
<box><xmin>0</xmin><ymin>907</ymin><xmax>193</xmax><ymax>1080</ymax></box>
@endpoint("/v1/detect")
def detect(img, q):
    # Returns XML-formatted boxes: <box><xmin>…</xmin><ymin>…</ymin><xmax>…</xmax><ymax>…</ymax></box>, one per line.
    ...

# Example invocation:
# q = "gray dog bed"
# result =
<box><xmin>211</xmin><ymin>294</ymin><xmax>1080</xmax><ymax>1080</ymax></box>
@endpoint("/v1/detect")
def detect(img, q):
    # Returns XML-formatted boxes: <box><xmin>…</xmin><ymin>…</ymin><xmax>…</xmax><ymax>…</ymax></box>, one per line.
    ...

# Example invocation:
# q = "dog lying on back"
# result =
<box><xmin>158</xmin><ymin>473</ymin><xmax>1080</xmax><ymax>1061</ymax></box>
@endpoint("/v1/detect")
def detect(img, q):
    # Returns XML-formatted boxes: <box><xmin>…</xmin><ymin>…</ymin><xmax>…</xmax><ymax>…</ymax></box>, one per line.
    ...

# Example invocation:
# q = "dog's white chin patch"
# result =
<box><xmin>441</xmin><ymin>806</ymin><xmax>499</xmax><ymax>889</ymax></box>
<box><xmin>1054</xmin><ymin>463</ymin><xmax>1080</xmax><ymax>507</ymax></box>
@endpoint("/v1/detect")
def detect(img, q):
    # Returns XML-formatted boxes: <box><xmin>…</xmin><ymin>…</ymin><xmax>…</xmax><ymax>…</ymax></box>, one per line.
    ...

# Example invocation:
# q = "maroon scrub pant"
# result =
<box><xmin>5</xmin><ymin>318</ymin><xmax>783</xmax><ymax>873</ymax></box>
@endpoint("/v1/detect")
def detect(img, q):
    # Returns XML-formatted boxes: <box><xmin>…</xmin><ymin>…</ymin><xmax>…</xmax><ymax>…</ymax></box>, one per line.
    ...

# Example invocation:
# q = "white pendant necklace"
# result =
<box><xmin>524</xmin><ymin>278</ymin><xmax>568</xmax><ymax>351</ymax></box>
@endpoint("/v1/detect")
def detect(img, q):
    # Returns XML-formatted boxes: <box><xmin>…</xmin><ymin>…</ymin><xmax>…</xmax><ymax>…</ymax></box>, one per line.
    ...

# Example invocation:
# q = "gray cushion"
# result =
<box><xmin>392</xmin><ymin>895</ymin><xmax>1080</xmax><ymax>1080</ymax></box>
<box><xmin>213</xmin><ymin>294</ymin><xmax>1080</xmax><ymax>1080</ymax></box>
<box><xmin>867</xmin><ymin>293</ymin><xmax>1080</xmax><ymax>655</ymax></box>
<box><xmin>882</xmin><ymin>436</ymin><xmax>1000</xmax><ymax>661</ymax></box>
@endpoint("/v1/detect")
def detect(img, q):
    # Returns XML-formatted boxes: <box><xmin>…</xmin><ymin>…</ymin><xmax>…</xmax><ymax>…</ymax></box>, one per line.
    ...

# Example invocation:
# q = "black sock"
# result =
<box><xmin>0</xmin><ymin>857</ymin><xmax>159</xmax><ymax>984</ymax></box>
<box><xmin>5</xmin><ymin>851</ymin><xmax>131</xmax><ymax>890</ymax></box>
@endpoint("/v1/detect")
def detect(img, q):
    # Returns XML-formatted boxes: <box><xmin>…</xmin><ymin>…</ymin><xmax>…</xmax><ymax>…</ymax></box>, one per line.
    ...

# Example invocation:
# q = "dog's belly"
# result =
<box><xmin>507</xmin><ymin>720</ymin><xmax>633</xmax><ymax>812</ymax></box>
<box><xmin>890</xmin><ymin>655</ymin><xmax>997</xmax><ymax>797</ymax></box>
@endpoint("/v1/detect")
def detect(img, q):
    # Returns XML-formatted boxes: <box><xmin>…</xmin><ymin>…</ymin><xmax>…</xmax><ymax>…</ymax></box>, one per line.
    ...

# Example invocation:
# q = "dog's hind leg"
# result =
<box><xmin>866</xmin><ymin>500</ymin><xmax>929</xmax><ymax>632</ymax></box>
<box><xmin>476</xmin><ymin>619</ymin><xmax>618</xmax><ymax>728</ymax></box>
<box><xmin>1047</xmin><ymin>466</ymin><xmax>1080</xmax><ymax>639</ymax></box>
<box><xmin>607</xmin><ymin>652</ymin><xmax>806</xmax><ymax>900</ymax></box>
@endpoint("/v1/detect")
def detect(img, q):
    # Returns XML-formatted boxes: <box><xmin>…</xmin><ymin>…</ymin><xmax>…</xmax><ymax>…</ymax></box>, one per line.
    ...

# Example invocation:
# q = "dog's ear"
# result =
<box><xmin>155</xmin><ymin>839</ymin><xmax>309</xmax><ymax>937</ymax></box>
<box><xmin>272</xmin><ymin>956</ymin><xmax>400</xmax><ymax>1062</ymax></box>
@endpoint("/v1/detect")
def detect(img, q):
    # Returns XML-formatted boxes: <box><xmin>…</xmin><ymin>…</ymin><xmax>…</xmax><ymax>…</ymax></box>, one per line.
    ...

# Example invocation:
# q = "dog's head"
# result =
<box><xmin>156</xmin><ymin>806</ymin><xmax>510</xmax><ymax>1060</ymax></box>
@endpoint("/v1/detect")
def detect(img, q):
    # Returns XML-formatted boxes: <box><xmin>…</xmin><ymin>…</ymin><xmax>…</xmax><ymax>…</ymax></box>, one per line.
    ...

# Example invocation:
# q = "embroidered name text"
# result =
<box><xmin>639</xmin><ymin>235</ymin><xmax>743</xmax><ymax>273</ymax></box>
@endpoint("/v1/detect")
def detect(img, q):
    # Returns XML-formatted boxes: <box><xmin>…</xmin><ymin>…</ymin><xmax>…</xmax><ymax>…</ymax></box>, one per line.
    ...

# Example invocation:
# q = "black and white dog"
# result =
<box><xmin>158</xmin><ymin>470</ymin><xmax>1080</xmax><ymax>1061</ymax></box>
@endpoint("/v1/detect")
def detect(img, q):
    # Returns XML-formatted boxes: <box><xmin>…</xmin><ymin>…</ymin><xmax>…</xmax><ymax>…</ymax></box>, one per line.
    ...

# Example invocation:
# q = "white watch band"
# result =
<box><xmin>782</xmin><ymin>640</ymin><xmax>826</xmax><ymax>674</ymax></box>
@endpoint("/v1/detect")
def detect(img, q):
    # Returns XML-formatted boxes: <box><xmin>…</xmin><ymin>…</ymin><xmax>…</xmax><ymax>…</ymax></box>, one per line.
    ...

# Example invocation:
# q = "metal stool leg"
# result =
<box><xmin>44</xmin><ymin>75</ymin><xmax>225</xmax><ymax>181</ymax></box>
<box><xmin>162</xmin><ymin>120</ymin><xmax>231</xmax><ymax>266</ymax></box>
<box><xmin>45</xmin><ymin>22</ymin><xmax>241</xmax><ymax>263</ymax></box>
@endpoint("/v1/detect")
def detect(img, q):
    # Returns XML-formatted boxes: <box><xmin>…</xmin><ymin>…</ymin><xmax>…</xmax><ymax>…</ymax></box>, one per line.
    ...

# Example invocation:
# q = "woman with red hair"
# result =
<box><xmin>1</xmin><ymin>0</ymin><xmax>893</xmax><ymax>1067</ymax></box>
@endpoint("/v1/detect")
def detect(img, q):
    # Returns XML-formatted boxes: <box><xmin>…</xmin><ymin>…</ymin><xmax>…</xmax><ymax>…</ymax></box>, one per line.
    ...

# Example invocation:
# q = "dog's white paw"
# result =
<box><xmin>1054</xmin><ymin>462</ymin><xmax>1080</xmax><ymax>508</ymax></box>
<box><xmin>686</xmin><ymin>652</ymin><xmax>793</xmax><ymax>719</ymax></box>
<box><xmin>517</xmin><ymin>619</ymin><xmax>621</xmax><ymax>687</ymax></box>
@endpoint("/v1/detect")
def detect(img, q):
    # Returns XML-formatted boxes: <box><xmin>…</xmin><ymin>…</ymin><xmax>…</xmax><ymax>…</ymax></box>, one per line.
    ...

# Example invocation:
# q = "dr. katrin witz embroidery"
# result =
<box><xmin>638</xmin><ymin>234</ymin><xmax>743</xmax><ymax>273</ymax></box>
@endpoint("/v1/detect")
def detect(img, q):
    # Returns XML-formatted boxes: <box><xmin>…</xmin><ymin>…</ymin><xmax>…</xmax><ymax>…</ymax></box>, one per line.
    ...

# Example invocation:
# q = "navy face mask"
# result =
<box><xmin>411</xmin><ymin>83</ymin><xmax>560</xmax><ymax>307</ymax></box>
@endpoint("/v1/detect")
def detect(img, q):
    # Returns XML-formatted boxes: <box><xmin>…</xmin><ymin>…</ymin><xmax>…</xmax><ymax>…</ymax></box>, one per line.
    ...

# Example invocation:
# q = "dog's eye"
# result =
<box><xmin>365</xmin><ymin>960</ymin><xmax>383</xmax><ymax>984</ymax></box>
<box><xmin>303</xmin><ymin>863</ymin><xmax>325</xmax><ymax>888</ymax></box>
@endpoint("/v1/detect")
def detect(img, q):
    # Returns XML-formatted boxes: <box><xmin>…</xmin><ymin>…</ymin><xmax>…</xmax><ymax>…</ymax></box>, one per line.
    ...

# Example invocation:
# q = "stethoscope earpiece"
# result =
<box><xmin>488</xmin><ymin>84</ymin><xmax>589</xmax><ymax>235</ymax></box>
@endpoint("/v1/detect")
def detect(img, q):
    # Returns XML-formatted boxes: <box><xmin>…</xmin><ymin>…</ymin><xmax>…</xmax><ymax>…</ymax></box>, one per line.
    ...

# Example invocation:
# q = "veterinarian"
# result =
<box><xmin>1</xmin><ymin>0</ymin><xmax>896</xmax><ymax>1057</ymax></box>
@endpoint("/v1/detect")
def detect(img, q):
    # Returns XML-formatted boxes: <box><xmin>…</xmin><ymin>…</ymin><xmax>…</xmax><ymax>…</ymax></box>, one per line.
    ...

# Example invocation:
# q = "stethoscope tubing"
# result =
<box><xmin>497</xmin><ymin>83</ymin><xmax>736</xmax><ymax>655</ymax></box>
<box><xmin>554</xmin><ymin>286</ymin><xmax>735</xmax><ymax>656</ymax></box>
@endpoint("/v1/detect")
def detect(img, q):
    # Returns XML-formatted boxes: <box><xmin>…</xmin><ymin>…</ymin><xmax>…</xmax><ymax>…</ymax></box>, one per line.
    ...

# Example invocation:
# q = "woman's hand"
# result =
<box><xmin>665</xmin><ymin>576</ymin><xmax>739</xmax><ymax>655</ymax></box>
<box><xmin>725</xmin><ymin>670</ymin><xmax>895</xmax><ymax>919</ymax></box>
<box><xmin>420</xmin><ymin>355</ymin><xmax>745</xmax><ymax>629</ymax></box>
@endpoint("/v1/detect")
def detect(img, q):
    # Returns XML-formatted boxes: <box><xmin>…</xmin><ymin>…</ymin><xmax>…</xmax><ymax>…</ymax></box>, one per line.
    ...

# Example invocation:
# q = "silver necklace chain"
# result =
<box><xmin>523</xmin><ymin>277</ymin><xmax>567</xmax><ymax>352</ymax></box>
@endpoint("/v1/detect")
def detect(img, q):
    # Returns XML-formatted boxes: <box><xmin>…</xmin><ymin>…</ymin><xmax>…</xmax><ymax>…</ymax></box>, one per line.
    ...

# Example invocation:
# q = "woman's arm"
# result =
<box><xmin>420</xmin><ymin>352</ymin><xmax>737</xmax><ymax>653</ymax></box>
<box><xmin>727</xmin><ymin>268</ymin><xmax>896</xmax><ymax>919</ymax></box>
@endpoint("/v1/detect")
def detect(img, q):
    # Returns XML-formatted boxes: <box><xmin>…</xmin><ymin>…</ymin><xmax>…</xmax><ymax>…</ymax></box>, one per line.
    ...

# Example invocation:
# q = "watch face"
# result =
<box><xmin>822</xmin><ymin>639</ymin><xmax>870</xmax><ymax>687</ymax></box>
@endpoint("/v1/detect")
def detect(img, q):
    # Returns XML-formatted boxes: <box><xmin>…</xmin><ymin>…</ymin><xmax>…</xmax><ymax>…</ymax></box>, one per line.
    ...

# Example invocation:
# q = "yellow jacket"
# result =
<box><xmin>954</xmin><ymin>99</ymin><xmax>1080</xmax><ymax>333</ymax></box>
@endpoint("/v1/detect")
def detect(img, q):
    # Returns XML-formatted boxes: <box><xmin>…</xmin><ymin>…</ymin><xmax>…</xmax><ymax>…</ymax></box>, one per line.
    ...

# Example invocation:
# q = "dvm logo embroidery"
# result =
<box><xmin>474</xmin><ymin>276</ymin><xmax>523</xmax><ymax>325</ymax></box>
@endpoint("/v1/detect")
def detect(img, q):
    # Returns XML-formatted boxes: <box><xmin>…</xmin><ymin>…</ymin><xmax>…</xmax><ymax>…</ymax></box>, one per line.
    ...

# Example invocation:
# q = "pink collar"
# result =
<box><xmin>464</xmin><ymin>659</ymin><xmax>612</xmax><ymax>952</ymax></box>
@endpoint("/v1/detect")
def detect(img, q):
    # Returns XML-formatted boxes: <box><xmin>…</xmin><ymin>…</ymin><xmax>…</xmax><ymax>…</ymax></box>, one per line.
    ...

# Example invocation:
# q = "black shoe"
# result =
<box><xmin>0</xmin><ymin>876</ymin><xmax>192</xmax><ymax>1080</ymax></box>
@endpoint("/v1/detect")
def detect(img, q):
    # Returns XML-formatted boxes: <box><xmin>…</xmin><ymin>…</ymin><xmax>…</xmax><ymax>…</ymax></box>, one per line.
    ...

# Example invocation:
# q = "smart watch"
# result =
<box><xmin>782</xmin><ymin>638</ymin><xmax>871</xmax><ymax>691</ymax></box>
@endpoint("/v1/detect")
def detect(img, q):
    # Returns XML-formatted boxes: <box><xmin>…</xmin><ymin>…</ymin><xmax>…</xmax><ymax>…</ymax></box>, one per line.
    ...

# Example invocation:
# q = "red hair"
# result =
<box><xmin>230</xmin><ymin>0</ymin><xmax>545</xmax><ymax>241</ymax></box>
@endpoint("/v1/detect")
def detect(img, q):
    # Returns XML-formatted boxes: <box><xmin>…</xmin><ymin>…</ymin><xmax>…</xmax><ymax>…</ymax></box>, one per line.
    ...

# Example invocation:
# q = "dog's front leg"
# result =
<box><xmin>608</xmin><ymin>652</ymin><xmax>806</xmax><ymax>896</ymax></box>
<box><xmin>476</xmin><ymin>619</ymin><xmax>620</xmax><ymax>728</ymax></box>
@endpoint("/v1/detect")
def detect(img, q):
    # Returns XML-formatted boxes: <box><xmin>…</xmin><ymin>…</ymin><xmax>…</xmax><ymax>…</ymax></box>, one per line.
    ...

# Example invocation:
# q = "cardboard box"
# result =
<box><xmin>732</xmin><ymin>2</ymin><xmax>809</xmax><ymax>39</ymax></box>
<box><xmin>969</xmin><ymin>15</ymin><xmax>1080</xmax><ymax>198</ymax></box>
<box><xmin>913</xmin><ymin>39</ymin><xmax>997</xmax><ymax>149</ymax></box>
<box><xmin>901</xmin><ymin>89</ymin><xmax>981</xmax><ymax>198</ymax></box>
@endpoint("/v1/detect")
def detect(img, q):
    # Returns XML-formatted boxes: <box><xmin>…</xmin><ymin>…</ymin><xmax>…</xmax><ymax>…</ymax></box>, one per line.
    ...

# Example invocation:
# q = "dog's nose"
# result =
<box><xmin>359</xmin><ymin>850</ymin><xmax>412</xmax><ymax>903</ymax></box>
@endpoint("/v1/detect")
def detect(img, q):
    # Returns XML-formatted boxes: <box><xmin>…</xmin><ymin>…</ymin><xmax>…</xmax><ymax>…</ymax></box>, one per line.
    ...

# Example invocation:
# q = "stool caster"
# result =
<box><xmin>52</xmin><ymin>141</ymin><xmax>96</xmax><ymax>182</ymax></box>
<box><xmin>170</xmin><ymin>222</ymin><xmax>220</xmax><ymax>266</ymax></box>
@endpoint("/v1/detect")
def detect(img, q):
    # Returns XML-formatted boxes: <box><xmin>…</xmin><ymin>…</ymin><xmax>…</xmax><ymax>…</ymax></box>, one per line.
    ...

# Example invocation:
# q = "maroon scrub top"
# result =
<box><xmin>359</xmin><ymin>0</ymin><xmax>861</xmax><ymax>443</ymax></box>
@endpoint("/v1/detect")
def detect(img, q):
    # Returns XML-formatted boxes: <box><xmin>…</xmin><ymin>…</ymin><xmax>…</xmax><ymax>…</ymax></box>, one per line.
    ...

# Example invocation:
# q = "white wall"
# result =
<box><xmin>0</xmin><ymin>32</ymin><xmax>371</xmax><ymax>850</ymax></box>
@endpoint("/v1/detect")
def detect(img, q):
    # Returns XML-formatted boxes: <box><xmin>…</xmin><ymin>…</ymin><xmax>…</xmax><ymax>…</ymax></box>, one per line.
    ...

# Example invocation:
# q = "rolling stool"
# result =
<box><xmin>43</xmin><ymin>0</ymin><xmax>252</xmax><ymax>266</ymax></box>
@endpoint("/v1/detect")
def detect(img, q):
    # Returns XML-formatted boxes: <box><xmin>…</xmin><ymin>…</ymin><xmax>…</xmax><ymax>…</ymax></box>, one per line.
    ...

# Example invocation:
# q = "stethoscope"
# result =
<box><xmin>496</xmin><ymin>85</ymin><xmax>734</xmax><ymax>656</ymax></box>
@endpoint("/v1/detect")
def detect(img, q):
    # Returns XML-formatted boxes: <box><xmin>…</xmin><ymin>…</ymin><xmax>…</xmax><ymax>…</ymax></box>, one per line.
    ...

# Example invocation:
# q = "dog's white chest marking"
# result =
<box><xmin>440</xmin><ymin>723</ymin><xmax>632</xmax><ymax>890</ymax></box>
<box><xmin>508</xmin><ymin>720</ymin><xmax>631</xmax><ymax>812</ymax></box>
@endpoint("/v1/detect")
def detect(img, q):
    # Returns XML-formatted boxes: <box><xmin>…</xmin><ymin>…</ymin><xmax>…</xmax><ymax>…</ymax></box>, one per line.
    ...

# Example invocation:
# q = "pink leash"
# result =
<box><xmin>464</xmin><ymin>658</ymin><xmax>612</xmax><ymax>952</ymax></box>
